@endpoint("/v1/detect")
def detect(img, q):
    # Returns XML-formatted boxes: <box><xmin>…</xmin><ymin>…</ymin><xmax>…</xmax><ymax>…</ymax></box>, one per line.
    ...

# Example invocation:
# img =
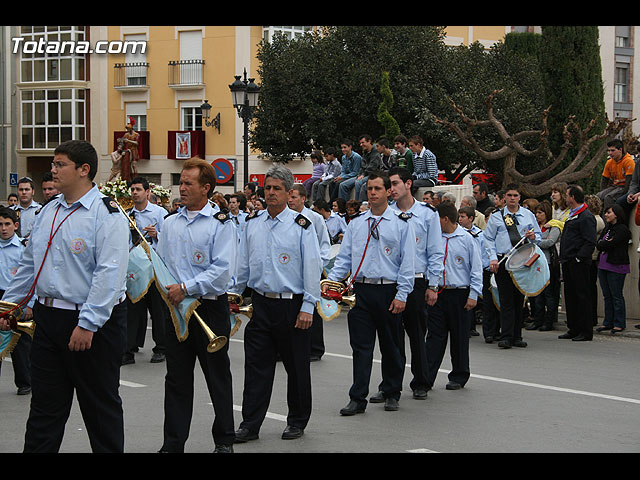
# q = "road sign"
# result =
<box><xmin>211</xmin><ymin>158</ymin><xmax>234</xmax><ymax>185</ymax></box>
<box><xmin>9</xmin><ymin>173</ymin><xmax>18</xmax><ymax>186</ymax></box>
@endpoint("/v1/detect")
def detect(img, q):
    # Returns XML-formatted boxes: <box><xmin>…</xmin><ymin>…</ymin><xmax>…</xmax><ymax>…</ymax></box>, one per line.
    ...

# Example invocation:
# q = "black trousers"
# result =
<box><xmin>494</xmin><ymin>262</ymin><xmax>525</xmax><ymax>344</ymax></box>
<box><xmin>378</xmin><ymin>278</ymin><xmax>428</xmax><ymax>392</ymax></box>
<box><xmin>348</xmin><ymin>283</ymin><xmax>404</xmax><ymax>405</ymax></box>
<box><xmin>481</xmin><ymin>270</ymin><xmax>500</xmax><ymax>338</ymax></box>
<box><xmin>0</xmin><ymin>289</ymin><xmax>31</xmax><ymax>389</ymax></box>
<box><xmin>310</xmin><ymin>307</ymin><xmax>325</xmax><ymax>358</ymax></box>
<box><xmin>562</xmin><ymin>259</ymin><xmax>593</xmax><ymax>339</ymax></box>
<box><xmin>239</xmin><ymin>292</ymin><xmax>311</xmax><ymax>433</ymax></box>
<box><xmin>425</xmin><ymin>288</ymin><xmax>471</xmax><ymax>388</ymax></box>
<box><xmin>24</xmin><ymin>301</ymin><xmax>126</xmax><ymax>453</ymax></box>
<box><xmin>161</xmin><ymin>296</ymin><xmax>234</xmax><ymax>451</ymax></box>
<box><xmin>126</xmin><ymin>283</ymin><xmax>167</xmax><ymax>354</ymax></box>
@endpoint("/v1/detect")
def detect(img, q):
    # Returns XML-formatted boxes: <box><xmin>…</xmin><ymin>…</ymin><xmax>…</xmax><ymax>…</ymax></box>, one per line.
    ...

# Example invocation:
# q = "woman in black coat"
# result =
<box><xmin>595</xmin><ymin>204</ymin><xmax>631</xmax><ymax>334</ymax></box>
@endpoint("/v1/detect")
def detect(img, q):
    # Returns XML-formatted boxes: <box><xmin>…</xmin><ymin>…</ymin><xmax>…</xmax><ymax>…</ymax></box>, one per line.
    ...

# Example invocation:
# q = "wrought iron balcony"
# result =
<box><xmin>114</xmin><ymin>62</ymin><xmax>149</xmax><ymax>90</ymax></box>
<box><xmin>168</xmin><ymin>59</ymin><xmax>205</xmax><ymax>89</ymax></box>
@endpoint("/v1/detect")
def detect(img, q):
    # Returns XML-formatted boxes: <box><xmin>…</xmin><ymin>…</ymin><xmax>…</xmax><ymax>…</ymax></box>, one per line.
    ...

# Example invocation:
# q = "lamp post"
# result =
<box><xmin>200</xmin><ymin>100</ymin><xmax>221</xmax><ymax>133</ymax></box>
<box><xmin>229</xmin><ymin>68</ymin><xmax>259</xmax><ymax>187</ymax></box>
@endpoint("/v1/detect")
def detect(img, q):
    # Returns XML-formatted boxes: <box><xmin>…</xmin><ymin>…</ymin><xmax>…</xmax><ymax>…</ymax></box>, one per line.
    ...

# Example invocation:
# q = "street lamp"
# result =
<box><xmin>200</xmin><ymin>99</ymin><xmax>221</xmax><ymax>133</ymax></box>
<box><xmin>229</xmin><ymin>68</ymin><xmax>260</xmax><ymax>186</ymax></box>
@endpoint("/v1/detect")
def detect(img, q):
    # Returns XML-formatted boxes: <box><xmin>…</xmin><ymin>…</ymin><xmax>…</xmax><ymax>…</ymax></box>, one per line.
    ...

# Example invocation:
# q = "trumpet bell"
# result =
<box><xmin>193</xmin><ymin>312</ymin><xmax>228</xmax><ymax>353</ymax></box>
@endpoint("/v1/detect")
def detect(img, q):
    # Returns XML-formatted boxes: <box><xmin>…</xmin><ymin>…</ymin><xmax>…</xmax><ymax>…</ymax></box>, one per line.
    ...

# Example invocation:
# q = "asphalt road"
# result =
<box><xmin>1</xmin><ymin>311</ymin><xmax>639</xmax><ymax>454</ymax></box>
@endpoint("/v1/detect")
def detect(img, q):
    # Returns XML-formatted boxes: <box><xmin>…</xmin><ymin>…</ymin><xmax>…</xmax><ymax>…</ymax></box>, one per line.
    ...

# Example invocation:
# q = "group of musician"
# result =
<box><xmin>0</xmin><ymin>138</ymin><xmax>548</xmax><ymax>454</ymax></box>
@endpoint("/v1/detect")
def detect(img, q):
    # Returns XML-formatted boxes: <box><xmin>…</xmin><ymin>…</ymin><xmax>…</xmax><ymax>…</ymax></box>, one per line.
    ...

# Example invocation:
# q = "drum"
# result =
<box><xmin>504</xmin><ymin>243</ymin><xmax>550</xmax><ymax>297</ymax></box>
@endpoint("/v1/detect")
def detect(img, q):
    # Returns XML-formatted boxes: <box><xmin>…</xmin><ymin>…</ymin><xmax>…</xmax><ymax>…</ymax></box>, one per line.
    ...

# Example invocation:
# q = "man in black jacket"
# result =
<box><xmin>559</xmin><ymin>185</ymin><xmax>597</xmax><ymax>341</ymax></box>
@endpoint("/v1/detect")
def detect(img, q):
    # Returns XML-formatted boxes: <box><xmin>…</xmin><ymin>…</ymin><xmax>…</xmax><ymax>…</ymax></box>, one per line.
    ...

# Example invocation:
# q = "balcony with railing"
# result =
<box><xmin>114</xmin><ymin>62</ymin><xmax>150</xmax><ymax>91</ymax></box>
<box><xmin>168</xmin><ymin>59</ymin><xmax>205</xmax><ymax>89</ymax></box>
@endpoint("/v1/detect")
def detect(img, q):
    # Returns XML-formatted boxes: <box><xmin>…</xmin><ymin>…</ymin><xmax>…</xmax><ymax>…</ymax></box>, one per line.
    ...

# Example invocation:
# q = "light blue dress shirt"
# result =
<box><xmin>3</xmin><ymin>185</ymin><xmax>129</xmax><ymax>332</ymax></box>
<box><xmin>441</xmin><ymin>225</ymin><xmax>483</xmax><ymax>300</ymax></box>
<box><xmin>12</xmin><ymin>200</ymin><xmax>41</xmax><ymax>238</ymax></box>
<box><xmin>327</xmin><ymin>206</ymin><xmax>416</xmax><ymax>302</ymax></box>
<box><xmin>0</xmin><ymin>234</ymin><xmax>25</xmax><ymax>291</ymax></box>
<box><xmin>129</xmin><ymin>201</ymin><xmax>166</xmax><ymax>249</ymax></box>
<box><xmin>303</xmin><ymin>206</ymin><xmax>331</xmax><ymax>267</ymax></box>
<box><xmin>464</xmin><ymin>225</ymin><xmax>491</xmax><ymax>270</ymax></box>
<box><xmin>157</xmin><ymin>202</ymin><xmax>237</xmax><ymax>298</ymax></box>
<box><xmin>483</xmin><ymin>206</ymin><xmax>541</xmax><ymax>261</ymax></box>
<box><xmin>390</xmin><ymin>200</ymin><xmax>444</xmax><ymax>287</ymax></box>
<box><xmin>234</xmin><ymin>206</ymin><xmax>322</xmax><ymax>314</ymax></box>
<box><xmin>325</xmin><ymin>212</ymin><xmax>347</xmax><ymax>241</ymax></box>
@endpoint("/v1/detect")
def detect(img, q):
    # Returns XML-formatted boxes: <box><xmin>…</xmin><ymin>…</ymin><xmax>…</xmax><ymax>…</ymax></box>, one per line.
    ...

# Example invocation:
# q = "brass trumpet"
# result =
<box><xmin>227</xmin><ymin>292</ymin><xmax>253</xmax><ymax>319</ymax></box>
<box><xmin>0</xmin><ymin>300</ymin><xmax>35</xmax><ymax>338</ymax></box>
<box><xmin>194</xmin><ymin>312</ymin><xmax>227</xmax><ymax>353</ymax></box>
<box><xmin>320</xmin><ymin>279</ymin><xmax>356</xmax><ymax>307</ymax></box>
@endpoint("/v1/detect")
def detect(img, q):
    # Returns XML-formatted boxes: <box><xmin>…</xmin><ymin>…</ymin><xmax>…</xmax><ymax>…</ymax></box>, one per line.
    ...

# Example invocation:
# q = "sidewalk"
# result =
<box><xmin>554</xmin><ymin>311</ymin><xmax>640</xmax><ymax>339</ymax></box>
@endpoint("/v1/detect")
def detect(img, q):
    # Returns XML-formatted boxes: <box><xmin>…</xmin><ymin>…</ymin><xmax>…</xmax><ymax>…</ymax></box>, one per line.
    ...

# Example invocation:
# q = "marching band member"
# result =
<box><xmin>122</xmin><ymin>176</ymin><xmax>167</xmax><ymax>365</ymax></box>
<box><xmin>326</xmin><ymin>172</ymin><xmax>416</xmax><ymax>415</ymax></box>
<box><xmin>366</xmin><ymin>166</ymin><xmax>444</xmax><ymax>402</ymax></box>
<box><xmin>288</xmin><ymin>183</ymin><xmax>331</xmax><ymax>361</ymax></box>
<box><xmin>483</xmin><ymin>183</ymin><xmax>541</xmax><ymax>349</ymax></box>
<box><xmin>156</xmin><ymin>158</ymin><xmax>237</xmax><ymax>453</ymax></box>
<box><xmin>233</xmin><ymin>165</ymin><xmax>322</xmax><ymax>443</ymax></box>
<box><xmin>0</xmin><ymin>207</ymin><xmax>32</xmax><ymax>395</ymax></box>
<box><xmin>1</xmin><ymin>140</ymin><xmax>129</xmax><ymax>453</ymax></box>
<box><xmin>11</xmin><ymin>176</ymin><xmax>41</xmax><ymax>239</ymax></box>
<box><xmin>425</xmin><ymin>202</ymin><xmax>482</xmax><ymax>391</ymax></box>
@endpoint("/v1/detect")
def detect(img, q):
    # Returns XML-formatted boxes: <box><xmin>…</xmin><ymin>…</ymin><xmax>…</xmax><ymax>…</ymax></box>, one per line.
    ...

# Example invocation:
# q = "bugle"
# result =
<box><xmin>0</xmin><ymin>300</ymin><xmax>35</xmax><ymax>338</ymax></box>
<box><xmin>227</xmin><ymin>292</ymin><xmax>253</xmax><ymax>319</ymax></box>
<box><xmin>194</xmin><ymin>312</ymin><xmax>227</xmax><ymax>353</ymax></box>
<box><xmin>317</xmin><ymin>279</ymin><xmax>356</xmax><ymax>322</ymax></box>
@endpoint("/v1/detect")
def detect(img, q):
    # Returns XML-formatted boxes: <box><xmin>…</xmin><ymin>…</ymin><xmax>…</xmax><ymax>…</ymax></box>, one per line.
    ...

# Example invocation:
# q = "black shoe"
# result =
<box><xmin>596</xmin><ymin>326</ymin><xmax>612</xmax><ymax>332</ymax></box>
<box><xmin>150</xmin><ymin>352</ymin><xmax>165</xmax><ymax>363</ymax></box>
<box><xmin>513</xmin><ymin>340</ymin><xmax>528</xmax><ymax>348</ymax></box>
<box><xmin>571</xmin><ymin>334</ymin><xmax>592</xmax><ymax>342</ymax></box>
<box><xmin>384</xmin><ymin>398</ymin><xmax>399</xmax><ymax>411</ymax></box>
<box><xmin>538</xmin><ymin>325</ymin><xmax>553</xmax><ymax>331</ymax></box>
<box><xmin>446</xmin><ymin>381</ymin><xmax>462</xmax><ymax>390</ymax></box>
<box><xmin>121</xmin><ymin>353</ymin><xmax>135</xmax><ymax>365</ymax></box>
<box><xmin>310</xmin><ymin>355</ymin><xmax>322</xmax><ymax>362</ymax></box>
<box><xmin>525</xmin><ymin>323</ymin><xmax>541</xmax><ymax>331</ymax></box>
<box><xmin>484</xmin><ymin>336</ymin><xmax>494</xmax><ymax>344</ymax></box>
<box><xmin>498</xmin><ymin>340</ymin><xmax>512</xmax><ymax>349</ymax></box>
<box><xmin>412</xmin><ymin>388</ymin><xmax>428</xmax><ymax>400</ymax></box>
<box><xmin>340</xmin><ymin>400</ymin><xmax>366</xmax><ymax>416</ymax></box>
<box><xmin>233</xmin><ymin>428</ymin><xmax>258</xmax><ymax>443</ymax></box>
<box><xmin>17</xmin><ymin>386</ymin><xmax>31</xmax><ymax>395</ymax></box>
<box><xmin>213</xmin><ymin>444</ymin><xmax>234</xmax><ymax>453</ymax></box>
<box><xmin>282</xmin><ymin>425</ymin><xmax>304</xmax><ymax>440</ymax></box>
<box><xmin>558</xmin><ymin>333</ymin><xmax>575</xmax><ymax>339</ymax></box>
<box><xmin>469</xmin><ymin>330</ymin><xmax>479</xmax><ymax>337</ymax></box>
<box><xmin>369</xmin><ymin>391</ymin><xmax>384</xmax><ymax>403</ymax></box>
<box><xmin>610</xmin><ymin>328</ymin><xmax>625</xmax><ymax>335</ymax></box>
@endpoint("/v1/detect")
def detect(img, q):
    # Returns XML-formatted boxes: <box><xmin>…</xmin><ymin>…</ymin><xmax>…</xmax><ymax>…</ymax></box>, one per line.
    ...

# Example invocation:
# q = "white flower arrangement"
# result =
<box><xmin>98</xmin><ymin>179</ymin><xmax>131</xmax><ymax>199</ymax></box>
<box><xmin>149</xmin><ymin>183</ymin><xmax>171</xmax><ymax>200</ymax></box>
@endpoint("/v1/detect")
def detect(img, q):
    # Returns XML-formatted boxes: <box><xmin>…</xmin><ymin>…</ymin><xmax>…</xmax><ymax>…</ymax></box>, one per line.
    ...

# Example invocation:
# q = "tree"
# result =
<box><xmin>434</xmin><ymin>90</ymin><xmax>633</xmax><ymax>197</ymax></box>
<box><xmin>377</xmin><ymin>71</ymin><xmax>401</xmax><ymax>140</ymax></box>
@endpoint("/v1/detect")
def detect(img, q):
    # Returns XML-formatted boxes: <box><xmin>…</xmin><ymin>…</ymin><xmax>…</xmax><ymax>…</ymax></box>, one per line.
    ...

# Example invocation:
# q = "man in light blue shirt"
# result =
<box><xmin>363</xmin><ymin>166</ymin><xmax>444</xmax><ymax>401</ymax></box>
<box><xmin>228</xmin><ymin>193</ymin><xmax>249</xmax><ymax>240</ymax></box>
<box><xmin>327</xmin><ymin>172</ymin><xmax>416</xmax><ymax>415</ymax></box>
<box><xmin>233</xmin><ymin>165</ymin><xmax>322</xmax><ymax>444</ymax></box>
<box><xmin>329</xmin><ymin>139</ymin><xmax>362</xmax><ymax>202</ymax></box>
<box><xmin>483</xmin><ymin>183</ymin><xmax>541</xmax><ymax>349</ymax></box>
<box><xmin>0</xmin><ymin>207</ymin><xmax>32</xmax><ymax>395</ymax></box>
<box><xmin>425</xmin><ymin>202</ymin><xmax>482</xmax><ymax>391</ymax></box>
<box><xmin>11</xmin><ymin>177</ymin><xmax>41</xmax><ymax>239</ymax></box>
<box><xmin>156</xmin><ymin>158</ymin><xmax>237</xmax><ymax>454</ymax></box>
<box><xmin>122</xmin><ymin>176</ymin><xmax>168</xmax><ymax>365</ymax></box>
<box><xmin>313</xmin><ymin>198</ymin><xmax>348</xmax><ymax>244</ymax></box>
<box><xmin>1</xmin><ymin>140</ymin><xmax>129</xmax><ymax>452</ymax></box>
<box><xmin>289</xmin><ymin>183</ymin><xmax>331</xmax><ymax>362</ymax></box>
